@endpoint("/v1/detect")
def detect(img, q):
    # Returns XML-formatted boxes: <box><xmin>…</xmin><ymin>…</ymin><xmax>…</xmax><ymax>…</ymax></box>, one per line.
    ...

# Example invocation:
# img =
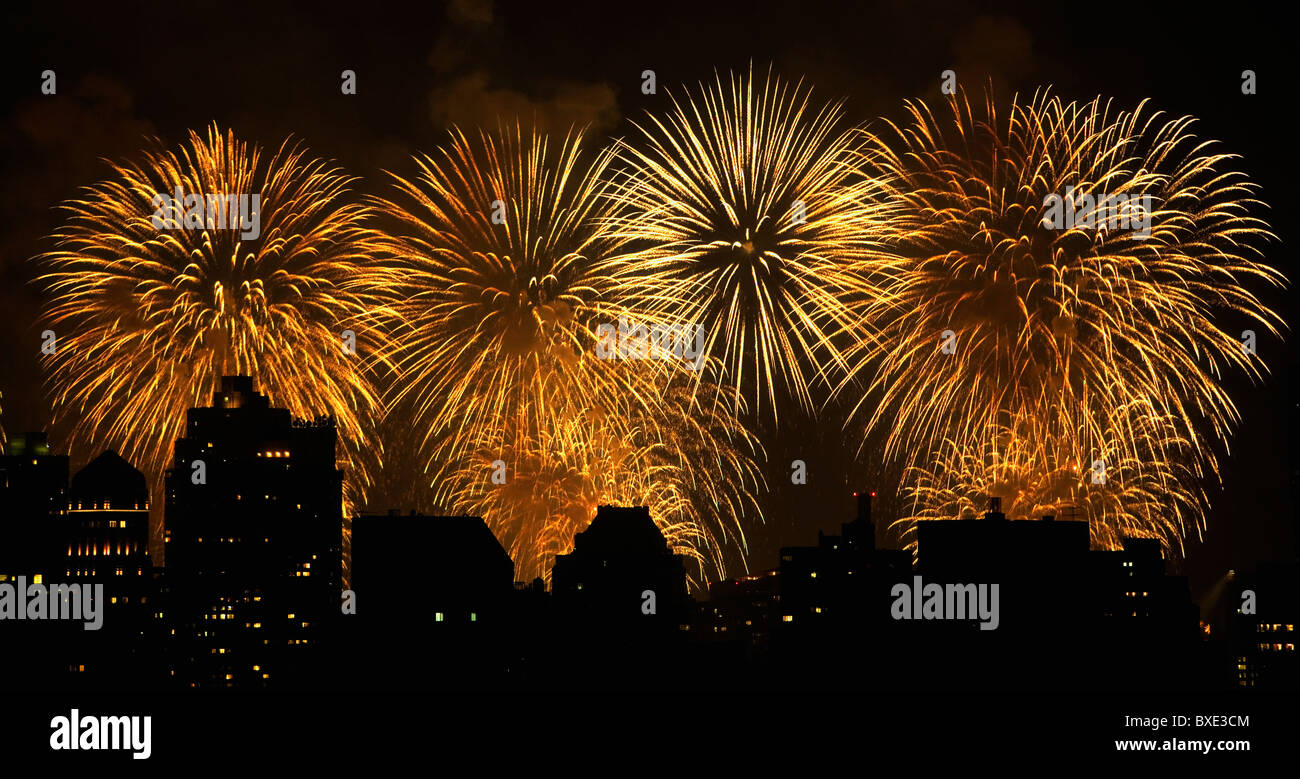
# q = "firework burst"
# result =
<box><xmin>604</xmin><ymin>64</ymin><xmax>891</xmax><ymax>421</ymax></box>
<box><xmin>372</xmin><ymin>125</ymin><xmax>763</xmax><ymax>583</ymax></box>
<box><xmin>842</xmin><ymin>88</ymin><xmax>1285</xmax><ymax>553</ymax></box>
<box><xmin>37</xmin><ymin>124</ymin><xmax>390</xmax><ymax>552</ymax></box>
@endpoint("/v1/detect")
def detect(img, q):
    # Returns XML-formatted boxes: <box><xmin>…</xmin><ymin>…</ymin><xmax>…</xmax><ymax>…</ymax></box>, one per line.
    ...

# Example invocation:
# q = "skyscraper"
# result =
<box><xmin>0</xmin><ymin>432</ymin><xmax>68</xmax><ymax>582</ymax></box>
<box><xmin>162</xmin><ymin>376</ymin><xmax>341</xmax><ymax>688</ymax></box>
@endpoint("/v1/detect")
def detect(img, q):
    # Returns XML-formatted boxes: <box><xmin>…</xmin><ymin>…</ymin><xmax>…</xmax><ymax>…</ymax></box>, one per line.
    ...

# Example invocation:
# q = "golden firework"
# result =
<box><xmin>843</xmin><ymin>88</ymin><xmax>1285</xmax><ymax>553</ymax></box>
<box><xmin>37</xmin><ymin>124</ymin><xmax>390</xmax><ymax>555</ymax></box>
<box><xmin>604</xmin><ymin>64</ymin><xmax>892</xmax><ymax>421</ymax></box>
<box><xmin>372</xmin><ymin>125</ymin><xmax>764</xmax><ymax>583</ymax></box>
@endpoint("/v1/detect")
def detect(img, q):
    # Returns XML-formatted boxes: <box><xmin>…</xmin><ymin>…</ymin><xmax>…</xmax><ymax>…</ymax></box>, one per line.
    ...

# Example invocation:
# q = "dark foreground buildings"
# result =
<box><xmin>1</xmin><ymin>379</ymin><xmax>1293</xmax><ymax>692</ymax></box>
<box><xmin>346</xmin><ymin>512</ymin><xmax>516</xmax><ymax>688</ymax></box>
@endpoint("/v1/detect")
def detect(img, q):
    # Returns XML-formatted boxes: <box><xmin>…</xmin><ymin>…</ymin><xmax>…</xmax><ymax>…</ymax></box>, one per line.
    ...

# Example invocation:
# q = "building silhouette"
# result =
<box><xmin>550</xmin><ymin>505</ymin><xmax>692</xmax><ymax>684</ymax></box>
<box><xmin>1228</xmin><ymin>562</ymin><xmax>1299</xmax><ymax>689</ymax></box>
<box><xmin>0</xmin><ymin>432</ymin><xmax>75</xmax><ymax>689</ymax></box>
<box><xmin>161</xmin><ymin>376</ymin><xmax>341</xmax><ymax>688</ymax></box>
<box><xmin>552</xmin><ymin>505</ymin><xmax>689</xmax><ymax>626</ymax></box>
<box><xmin>63</xmin><ymin>449</ymin><xmax>158</xmax><ymax>687</ymax></box>
<box><xmin>0</xmin><ymin>403</ymin><xmax>1284</xmax><ymax>694</ymax></box>
<box><xmin>0</xmin><ymin>432</ymin><xmax>68</xmax><ymax>581</ymax></box>
<box><xmin>67</xmin><ymin>449</ymin><xmax>151</xmax><ymax>579</ymax></box>
<box><xmin>346</xmin><ymin>512</ymin><xmax>515</xmax><ymax>688</ymax></box>
<box><xmin>702</xmin><ymin>491</ymin><xmax>911</xmax><ymax>686</ymax></box>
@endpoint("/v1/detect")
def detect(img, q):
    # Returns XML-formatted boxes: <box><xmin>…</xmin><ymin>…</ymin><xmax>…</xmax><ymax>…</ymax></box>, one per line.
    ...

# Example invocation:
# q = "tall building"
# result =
<box><xmin>161</xmin><ymin>376</ymin><xmax>342</xmax><ymax>688</ymax></box>
<box><xmin>64</xmin><ymin>449</ymin><xmax>159</xmax><ymax>686</ymax></box>
<box><xmin>1228</xmin><ymin>562</ymin><xmax>1299</xmax><ymax>689</ymax></box>
<box><xmin>67</xmin><ymin>449</ymin><xmax>151</xmax><ymax>580</ymax></box>
<box><xmin>0</xmin><ymin>432</ymin><xmax>69</xmax><ymax>582</ymax></box>
<box><xmin>0</xmin><ymin>432</ymin><xmax>73</xmax><ymax>690</ymax></box>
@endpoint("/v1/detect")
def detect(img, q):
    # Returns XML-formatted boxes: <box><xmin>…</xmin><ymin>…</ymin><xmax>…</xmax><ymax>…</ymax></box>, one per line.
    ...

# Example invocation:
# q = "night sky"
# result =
<box><xmin>2</xmin><ymin>0</ymin><xmax>1293</xmax><ymax>611</ymax></box>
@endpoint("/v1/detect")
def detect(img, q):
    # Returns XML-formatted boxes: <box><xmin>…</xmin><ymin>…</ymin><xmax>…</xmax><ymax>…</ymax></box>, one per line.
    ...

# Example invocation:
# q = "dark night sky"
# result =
<box><xmin>1</xmin><ymin>1</ymin><xmax>1294</xmax><ymax>608</ymax></box>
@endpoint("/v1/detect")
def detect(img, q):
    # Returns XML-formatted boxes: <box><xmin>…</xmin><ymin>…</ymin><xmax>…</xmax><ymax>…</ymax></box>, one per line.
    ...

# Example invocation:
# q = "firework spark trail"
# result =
<box><xmin>842</xmin><ymin>88</ymin><xmax>1285</xmax><ymax>553</ymax></box>
<box><xmin>895</xmin><ymin>404</ymin><xmax>1204</xmax><ymax>555</ymax></box>
<box><xmin>37</xmin><ymin>124</ymin><xmax>391</xmax><ymax>557</ymax></box>
<box><xmin>372</xmin><ymin>125</ymin><xmax>764</xmax><ymax>583</ymax></box>
<box><xmin>450</xmin><ymin>378</ymin><xmax>762</xmax><ymax>586</ymax></box>
<box><xmin>604</xmin><ymin>64</ymin><xmax>893</xmax><ymax>422</ymax></box>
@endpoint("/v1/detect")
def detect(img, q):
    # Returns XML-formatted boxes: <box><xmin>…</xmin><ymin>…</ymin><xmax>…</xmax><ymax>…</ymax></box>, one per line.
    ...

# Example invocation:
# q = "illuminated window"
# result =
<box><xmin>810</xmin><ymin>572</ymin><xmax>817</xmax><ymax>578</ymax></box>
<box><xmin>435</xmin><ymin>612</ymin><xmax>445</xmax><ymax>622</ymax></box>
<box><xmin>33</xmin><ymin>574</ymin><xmax>43</xmax><ymax>584</ymax></box>
<box><xmin>782</xmin><ymin>615</ymin><xmax>793</xmax><ymax>623</ymax></box>
<box><xmin>470</xmin><ymin>613</ymin><xmax>477</xmax><ymax>622</ymax></box>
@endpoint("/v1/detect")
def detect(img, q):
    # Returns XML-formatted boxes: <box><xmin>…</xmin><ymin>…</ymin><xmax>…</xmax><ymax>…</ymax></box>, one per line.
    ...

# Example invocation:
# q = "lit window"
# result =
<box><xmin>470</xmin><ymin>613</ymin><xmax>477</xmax><ymax>622</ymax></box>
<box><xmin>33</xmin><ymin>574</ymin><xmax>42</xmax><ymax>584</ymax></box>
<box><xmin>435</xmin><ymin>612</ymin><xmax>445</xmax><ymax>622</ymax></box>
<box><xmin>782</xmin><ymin>615</ymin><xmax>793</xmax><ymax>623</ymax></box>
